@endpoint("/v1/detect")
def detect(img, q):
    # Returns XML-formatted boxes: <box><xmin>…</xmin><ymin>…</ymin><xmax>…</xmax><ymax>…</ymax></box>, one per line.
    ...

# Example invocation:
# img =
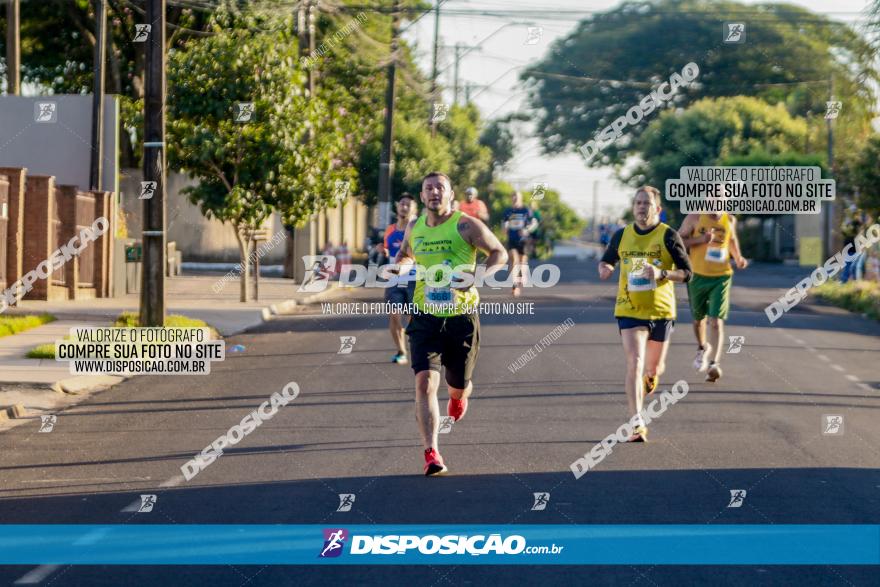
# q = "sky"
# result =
<box><xmin>403</xmin><ymin>0</ymin><xmax>876</xmax><ymax>221</ymax></box>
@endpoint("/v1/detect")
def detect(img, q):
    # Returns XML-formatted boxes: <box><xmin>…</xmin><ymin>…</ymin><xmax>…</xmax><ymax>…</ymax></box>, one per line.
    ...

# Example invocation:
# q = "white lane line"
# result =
<box><xmin>859</xmin><ymin>383</ymin><xmax>874</xmax><ymax>392</ymax></box>
<box><xmin>845</xmin><ymin>375</ymin><xmax>859</xmax><ymax>382</ymax></box>
<box><xmin>817</xmin><ymin>354</ymin><xmax>830</xmax><ymax>362</ymax></box>
<box><xmin>806</xmin><ymin>347</ymin><xmax>817</xmax><ymax>353</ymax></box>
<box><xmin>831</xmin><ymin>364</ymin><xmax>845</xmax><ymax>373</ymax></box>
<box><xmin>14</xmin><ymin>565</ymin><xmax>60</xmax><ymax>585</ymax></box>
<box><xmin>792</xmin><ymin>338</ymin><xmax>805</xmax><ymax>345</ymax></box>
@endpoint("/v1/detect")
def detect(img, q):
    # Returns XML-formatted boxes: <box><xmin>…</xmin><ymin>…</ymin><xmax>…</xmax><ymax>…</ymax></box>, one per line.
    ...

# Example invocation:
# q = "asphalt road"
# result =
<box><xmin>1</xmin><ymin>254</ymin><xmax>878</xmax><ymax>586</ymax></box>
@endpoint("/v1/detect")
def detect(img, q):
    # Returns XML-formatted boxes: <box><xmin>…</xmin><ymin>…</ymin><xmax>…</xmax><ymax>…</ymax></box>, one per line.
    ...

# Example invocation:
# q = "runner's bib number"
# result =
<box><xmin>425</xmin><ymin>285</ymin><xmax>453</xmax><ymax>303</ymax></box>
<box><xmin>627</xmin><ymin>259</ymin><xmax>656</xmax><ymax>292</ymax></box>
<box><xmin>705</xmin><ymin>246</ymin><xmax>729</xmax><ymax>263</ymax></box>
<box><xmin>508</xmin><ymin>217</ymin><xmax>525</xmax><ymax>230</ymax></box>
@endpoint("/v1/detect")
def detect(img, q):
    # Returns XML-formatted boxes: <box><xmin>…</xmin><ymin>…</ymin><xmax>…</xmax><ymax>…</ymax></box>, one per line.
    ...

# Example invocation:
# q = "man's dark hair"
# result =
<box><xmin>397</xmin><ymin>192</ymin><xmax>414</xmax><ymax>202</ymax></box>
<box><xmin>422</xmin><ymin>171</ymin><xmax>452</xmax><ymax>186</ymax></box>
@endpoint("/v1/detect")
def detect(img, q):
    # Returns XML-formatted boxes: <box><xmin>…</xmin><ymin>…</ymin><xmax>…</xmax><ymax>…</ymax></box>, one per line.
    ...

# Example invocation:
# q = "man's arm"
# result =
<box><xmin>654</xmin><ymin>227</ymin><xmax>693</xmax><ymax>283</ymax></box>
<box><xmin>392</xmin><ymin>219</ymin><xmax>418</xmax><ymax>270</ymax></box>
<box><xmin>598</xmin><ymin>227</ymin><xmax>623</xmax><ymax>280</ymax></box>
<box><xmin>679</xmin><ymin>214</ymin><xmax>710</xmax><ymax>248</ymax></box>
<box><xmin>728</xmin><ymin>216</ymin><xmax>748</xmax><ymax>269</ymax></box>
<box><xmin>458</xmin><ymin>216</ymin><xmax>508</xmax><ymax>286</ymax></box>
<box><xmin>478</xmin><ymin>201</ymin><xmax>490</xmax><ymax>223</ymax></box>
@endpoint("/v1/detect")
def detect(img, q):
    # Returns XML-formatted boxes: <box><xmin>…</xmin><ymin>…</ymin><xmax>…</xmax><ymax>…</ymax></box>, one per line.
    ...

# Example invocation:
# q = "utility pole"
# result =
<box><xmin>592</xmin><ymin>180</ymin><xmax>599</xmax><ymax>242</ymax></box>
<box><xmin>824</xmin><ymin>73</ymin><xmax>835</xmax><ymax>259</ymax></box>
<box><xmin>307</xmin><ymin>0</ymin><xmax>316</xmax><ymax>97</ymax></box>
<box><xmin>89</xmin><ymin>0</ymin><xmax>107</xmax><ymax>191</ymax></box>
<box><xmin>429</xmin><ymin>1</ymin><xmax>440</xmax><ymax>134</ymax></box>
<box><xmin>140</xmin><ymin>0</ymin><xmax>166</xmax><ymax>327</ymax></box>
<box><xmin>453</xmin><ymin>42</ymin><xmax>461</xmax><ymax>105</ymax></box>
<box><xmin>376</xmin><ymin>0</ymin><xmax>400</xmax><ymax>231</ymax></box>
<box><xmin>6</xmin><ymin>0</ymin><xmax>20</xmax><ymax>94</ymax></box>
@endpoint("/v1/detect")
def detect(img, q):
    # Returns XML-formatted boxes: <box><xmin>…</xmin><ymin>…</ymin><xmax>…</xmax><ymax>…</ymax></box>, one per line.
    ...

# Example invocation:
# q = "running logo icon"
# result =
<box><xmin>139</xmin><ymin>181</ymin><xmax>157</xmax><ymax>200</ymax></box>
<box><xmin>727</xmin><ymin>490</ymin><xmax>746</xmax><ymax>508</ymax></box>
<box><xmin>319</xmin><ymin>529</ymin><xmax>348</xmax><ymax>558</ymax></box>
<box><xmin>723</xmin><ymin>23</ymin><xmax>745</xmax><ymax>43</ymax></box>
<box><xmin>334</xmin><ymin>180</ymin><xmax>351</xmax><ymax>203</ymax></box>
<box><xmin>531</xmin><ymin>492</ymin><xmax>550</xmax><ymax>511</ymax></box>
<box><xmin>726</xmin><ymin>335</ymin><xmax>745</xmax><ymax>354</ymax></box>
<box><xmin>234</xmin><ymin>102</ymin><xmax>255</xmax><ymax>122</ymax></box>
<box><xmin>39</xmin><ymin>415</ymin><xmax>56</xmax><ymax>433</ymax></box>
<box><xmin>825</xmin><ymin>101</ymin><xmax>842</xmax><ymax>120</ymax></box>
<box><xmin>823</xmin><ymin>415</ymin><xmax>844</xmax><ymax>435</ymax></box>
<box><xmin>35</xmin><ymin>102</ymin><xmax>57</xmax><ymax>123</ymax></box>
<box><xmin>336</xmin><ymin>494</ymin><xmax>355</xmax><ymax>512</ymax></box>
<box><xmin>133</xmin><ymin>24</ymin><xmax>151</xmax><ymax>42</ymax></box>
<box><xmin>531</xmin><ymin>182</ymin><xmax>547</xmax><ymax>201</ymax></box>
<box><xmin>438</xmin><ymin>416</ymin><xmax>455</xmax><ymax>434</ymax></box>
<box><xmin>298</xmin><ymin>255</ymin><xmax>337</xmax><ymax>292</ymax></box>
<box><xmin>431</xmin><ymin>103</ymin><xmax>449</xmax><ymax>123</ymax></box>
<box><xmin>524</xmin><ymin>26</ymin><xmax>543</xmax><ymax>45</ymax></box>
<box><xmin>338</xmin><ymin>336</ymin><xmax>356</xmax><ymax>354</ymax></box>
<box><xmin>138</xmin><ymin>494</ymin><xmax>157</xmax><ymax>513</ymax></box>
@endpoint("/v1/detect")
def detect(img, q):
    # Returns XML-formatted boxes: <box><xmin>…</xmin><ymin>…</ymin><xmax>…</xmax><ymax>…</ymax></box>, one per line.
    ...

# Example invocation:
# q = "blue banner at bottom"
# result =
<box><xmin>0</xmin><ymin>525</ymin><xmax>877</xmax><ymax>565</ymax></box>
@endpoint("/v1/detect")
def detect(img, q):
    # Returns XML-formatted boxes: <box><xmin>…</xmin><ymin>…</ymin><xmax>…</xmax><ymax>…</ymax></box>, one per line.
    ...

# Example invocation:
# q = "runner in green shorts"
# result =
<box><xmin>679</xmin><ymin>211</ymin><xmax>748</xmax><ymax>382</ymax></box>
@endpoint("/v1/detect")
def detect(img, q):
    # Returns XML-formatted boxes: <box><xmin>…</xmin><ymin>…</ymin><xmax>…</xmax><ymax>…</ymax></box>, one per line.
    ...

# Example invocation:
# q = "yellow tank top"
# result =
<box><xmin>689</xmin><ymin>213</ymin><xmax>733</xmax><ymax>277</ymax></box>
<box><xmin>614</xmin><ymin>223</ymin><xmax>677</xmax><ymax>320</ymax></box>
<box><xmin>411</xmin><ymin>211</ymin><xmax>479</xmax><ymax>317</ymax></box>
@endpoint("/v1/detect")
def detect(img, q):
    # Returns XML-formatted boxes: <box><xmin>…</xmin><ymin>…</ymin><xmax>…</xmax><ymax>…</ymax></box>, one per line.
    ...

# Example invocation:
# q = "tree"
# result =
<box><xmin>521</xmin><ymin>0</ymin><xmax>877</xmax><ymax>166</ymax></box>
<box><xmin>630</xmin><ymin>96</ymin><xmax>809</xmax><ymax>224</ymax></box>
<box><xmin>166</xmin><ymin>7</ymin><xmax>338</xmax><ymax>301</ymax></box>
<box><xmin>841</xmin><ymin>135</ymin><xmax>880</xmax><ymax>217</ymax></box>
<box><xmin>485</xmin><ymin>181</ymin><xmax>585</xmax><ymax>259</ymax></box>
<box><xmin>1</xmin><ymin>0</ymin><xmax>212</xmax><ymax>167</ymax></box>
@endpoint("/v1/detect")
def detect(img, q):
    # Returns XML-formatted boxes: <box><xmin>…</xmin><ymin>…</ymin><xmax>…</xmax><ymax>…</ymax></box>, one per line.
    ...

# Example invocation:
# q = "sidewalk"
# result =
<box><xmin>0</xmin><ymin>274</ymin><xmax>336</xmax><ymax>386</ymax></box>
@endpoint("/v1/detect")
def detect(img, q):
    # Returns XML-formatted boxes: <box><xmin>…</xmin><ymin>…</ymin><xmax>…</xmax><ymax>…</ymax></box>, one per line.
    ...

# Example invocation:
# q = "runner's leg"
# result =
<box><xmin>645</xmin><ymin>338</ymin><xmax>670</xmax><ymax>379</ymax></box>
<box><xmin>708</xmin><ymin>317</ymin><xmax>724</xmax><ymax>364</ymax></box>
<box><xmin>415</xmin><ymin>370</ymin><xmax>442</xmax><ymax>451</ymax></box>
<box><xmin>389</xmin><ymin>312</ymin><xmax>406</xmax><ymax>355</ymax></box>
<box><xmin>621</xmin><ymin>327</ymin><xmax>649</xmax><ymax>419</ymax></box>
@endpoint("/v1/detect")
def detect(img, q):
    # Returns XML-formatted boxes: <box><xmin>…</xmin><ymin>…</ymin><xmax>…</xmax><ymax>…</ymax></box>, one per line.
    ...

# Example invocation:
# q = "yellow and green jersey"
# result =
<box><xmin>601</xmin><ymin>222</ymin><xmax>692</xmax><ymax>320</ymax></box>
<box><xmin>688</xmin><ymin>213</ymin><xmax>734</xmax><ymax>277</ymax></box>
<box><xmin>410</xmin><ymin>211</ymin><xmax>478</xmax><ymax>317</ymax></box>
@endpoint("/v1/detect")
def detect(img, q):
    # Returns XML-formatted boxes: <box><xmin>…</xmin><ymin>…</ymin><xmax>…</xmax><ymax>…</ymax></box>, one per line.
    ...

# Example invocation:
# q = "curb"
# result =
<box><xmin>52</xmin><ymin>375</ymin><xmax>127</xmax><ymax>395</ymax></box>
<box><xmin>268</xmin><ymin>284</ymin><xmax>342</xmax><ymax>317</ymax></box>
<box><xmin>0</xmin><ymin>403</ymin><xmax>26</xmax><ymax>420</ymax></box>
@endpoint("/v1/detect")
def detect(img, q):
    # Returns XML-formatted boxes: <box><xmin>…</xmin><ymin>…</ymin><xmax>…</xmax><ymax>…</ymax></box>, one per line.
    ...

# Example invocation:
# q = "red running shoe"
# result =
<box><xmin>447</xmin><ymin>397</ymin><xmax>468</xmax><ymax>422</ymax></box>
<box><xmin>424</xmin><ymin>448</ymin><xmax>448</xmax><ymax>476</ymax></box>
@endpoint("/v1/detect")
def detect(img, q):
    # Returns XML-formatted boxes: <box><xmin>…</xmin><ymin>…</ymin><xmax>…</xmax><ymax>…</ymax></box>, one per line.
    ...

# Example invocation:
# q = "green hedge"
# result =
<box><xmin>0</xmin><ymin>314</ymin><xmax>56</xmax><ymax>339</ymax></box>
<box><xmin>814</xmin><ymin>281</ymin><xmax>880</xmax><ymax>321</ymax></box>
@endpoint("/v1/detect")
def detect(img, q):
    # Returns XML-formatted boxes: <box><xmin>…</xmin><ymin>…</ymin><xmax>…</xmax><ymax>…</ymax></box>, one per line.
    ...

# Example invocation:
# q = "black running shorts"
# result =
<box><xmin>406</xmin><ymin>312</ymin><xmax>480</xmax><ymax>389</ymax></box>
<box><xmin>617</xmin><ymin>317</ymin><xmax>675</xmax><ymax>342</ymax></box>
<box><xmin>507</xmin><ymin>239</ymin><xmax>527</xmax><ymax>255</ymax></box>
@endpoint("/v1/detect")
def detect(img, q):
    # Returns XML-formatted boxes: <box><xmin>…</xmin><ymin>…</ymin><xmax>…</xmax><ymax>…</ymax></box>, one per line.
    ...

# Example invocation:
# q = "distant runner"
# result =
<box><xmin>679</xmin><ymin>210</ymin><xmax>748</xmax><ymax>382</ymax></box>
<box><xmin>598</xmin><ymin>187</ymin><xmax>692</xmax><ymax>442</ymax></box>
<box><xmin>394</xmin><ymin>172</ymin><xmax>507</xmax><ymax>476</ymax></box>
<box><xmin>459</xmin><ymin>187</ymin><xmax>490</xmax><ymax>223</ymax></box>
<box><xmin>383</xmin><ymin>194</ymin><xmax>417</xmax><ymax>364</ymax></box>
<box><xmin>503</xmin><ymin>191</ymin><xmax>538</xmax><ymax>297</ymax></box>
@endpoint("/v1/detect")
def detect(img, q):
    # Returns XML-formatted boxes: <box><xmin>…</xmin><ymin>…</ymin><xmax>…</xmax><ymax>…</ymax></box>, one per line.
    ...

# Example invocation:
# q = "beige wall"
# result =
<box><xmin>120</xmin><ymin>169</ymin><xmax>368</xmax><ymax>263</ymax></box>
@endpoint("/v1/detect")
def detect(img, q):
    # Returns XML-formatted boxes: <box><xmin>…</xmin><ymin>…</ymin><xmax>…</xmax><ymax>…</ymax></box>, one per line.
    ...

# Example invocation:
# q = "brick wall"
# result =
<box><xmin>0</xmin><ymin>167</ymin><xmax>26</xmax><ymax>289</ymax></box>
<box><xmin>22</xmin><ymin>175</ymin><xmax>55</xmax><ymax>300</ymax></box>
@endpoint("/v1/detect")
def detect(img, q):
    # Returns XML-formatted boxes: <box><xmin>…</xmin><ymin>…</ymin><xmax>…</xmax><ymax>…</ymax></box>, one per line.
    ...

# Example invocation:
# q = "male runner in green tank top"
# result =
<box><xmin>394</xmin><ymin>171</ymin><xmax>508</xmax><ymax>476</ymax></box>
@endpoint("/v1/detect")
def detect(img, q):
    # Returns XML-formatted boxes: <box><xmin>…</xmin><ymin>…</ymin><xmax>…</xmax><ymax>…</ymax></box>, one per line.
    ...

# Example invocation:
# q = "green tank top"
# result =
<box><xmin>411</xmin><ymin>211</ymin><xmax>479</xmax><ymax>317</ymax></box>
